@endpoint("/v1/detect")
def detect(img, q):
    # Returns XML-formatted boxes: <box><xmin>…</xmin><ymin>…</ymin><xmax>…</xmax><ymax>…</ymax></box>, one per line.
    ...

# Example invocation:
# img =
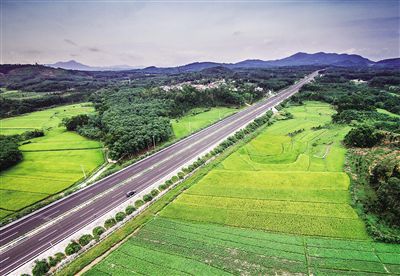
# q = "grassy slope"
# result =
<box><xmin>171</xmin><ymin>107</ymin><xmax>238</xmax><ymax>139</ymax></box>
<box><xmin>0</xmin><ymin>103</ymin><xmax>104</xmax><ymax>219</ymax></box>
<box><xmin>85</xmin><ymin>102</ymin><xmax>400</xmax><ymax>275</ymax></box>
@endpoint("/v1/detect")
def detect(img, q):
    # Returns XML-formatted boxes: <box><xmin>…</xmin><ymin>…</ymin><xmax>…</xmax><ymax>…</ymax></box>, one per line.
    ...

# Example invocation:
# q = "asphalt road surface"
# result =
<box><xmin>0</xmin><ymin>71</ymin><xmax>319</xmax><ymax>275</ymax></box>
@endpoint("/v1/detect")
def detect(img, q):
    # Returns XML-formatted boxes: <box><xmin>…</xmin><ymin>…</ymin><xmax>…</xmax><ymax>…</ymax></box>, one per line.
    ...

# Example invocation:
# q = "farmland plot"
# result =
<box><xmin>0</xmin><ymin>103</ymin><xmax>104</xmax><ymax>219</ymax></box>
<box><xmin>87</xmin><ymin>102</ymin><xmax>399</xmax><ymax>275</ymax></box>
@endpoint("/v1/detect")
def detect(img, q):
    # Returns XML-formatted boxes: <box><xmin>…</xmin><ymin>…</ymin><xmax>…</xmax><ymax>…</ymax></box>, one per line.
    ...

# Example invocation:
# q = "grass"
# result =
<box><xmin>171</xmin><ymin>107</ymin><xmax>238</xmax><ymax>139</ymax></box>
<box><xmin>377</xmin><ymin>108</ymin><xmax>400</xmax><ymax>118</ymax></box>
<box><xmin>0</xmin><ymin>103</ymin><xmax>95</xmax><ymax>135</ymax></box>
<box><xmin>0</xmin><ymin>103</ymin><xmax>104</xmax><ymax>220</ymax></box>
<box><xmin>0</xmin><ymin>90</ymin><xmax>45</xmax><ymax>100</ymax></box>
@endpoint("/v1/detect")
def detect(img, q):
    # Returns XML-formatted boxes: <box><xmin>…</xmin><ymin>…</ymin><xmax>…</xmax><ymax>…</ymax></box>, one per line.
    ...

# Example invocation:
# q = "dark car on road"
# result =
<box><xmin>126</xmin><ymin>190</ymin><xmax>136</xmax><ymax>197</ymax></box>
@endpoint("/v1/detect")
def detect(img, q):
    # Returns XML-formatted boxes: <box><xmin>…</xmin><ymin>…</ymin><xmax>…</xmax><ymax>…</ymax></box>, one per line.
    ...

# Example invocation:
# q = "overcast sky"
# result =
<box><xmin>1</xmin><ymin>0</ymin><xmax>399</xmax><ymax>67</ymax></box>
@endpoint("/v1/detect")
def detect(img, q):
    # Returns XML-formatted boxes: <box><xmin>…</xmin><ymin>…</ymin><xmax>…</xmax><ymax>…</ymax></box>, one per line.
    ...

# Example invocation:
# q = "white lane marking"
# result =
<box><xmin>38</xmin><ymin>229</ymin><xmax>57</xmax><ymax>242</ymax></box>
<box><xmin>1</xmin><ymin>231</ymin><xmax>19</xmax><ymax>241</ymax></box>
<box><xmin>111</xmin><ymin>192</ymin><xmax>124</xmax><ymax>199</ymax></box>
<box><xmin>79</xmin><ymin>208</ymin><xmax>95</xmax><ymax>218</ymax></box>
<box><xmin>45</xmin><ymin>209</ymin><xmax>60</xmax><ymax>218</ymax></box>
<box><xmin>0</xmin><ymin>256</ymin><xmax>9</xmax><ymax>264</ymax></box>
<box><xmin>80</xmin><ymin>193</ymin><xmax>93</xmax><ymax>200</ymax></box>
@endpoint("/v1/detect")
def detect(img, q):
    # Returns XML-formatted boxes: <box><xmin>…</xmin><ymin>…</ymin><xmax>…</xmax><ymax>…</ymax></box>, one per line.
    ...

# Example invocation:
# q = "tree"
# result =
<box><xmin>115</xmin><ymin>212</ymin><xmax>126</xmax><ymax>222</ymax></box>
<box><xmin>65</xmin><ymin>241</ymin><xmax>81</xmax><ymax>255</ymax></box>
<box><xmin>125</xmin><ymin>205</ymin><xmax>136</xmax><ymax>215</ymax></box>
<box><xmin>78</xmin><ymin>234</ymin><xmax>93</xmax><ymax>246</ymax></box>
<box><xmin>104</xmin><ymin>218</ymin><xmax>117</xmax><ymax>229</ymax></box>
<box><xmin>0</xmin><ymin>136</ymin><xmax>22</xmax><ymax>171</ymax></box>
<box><xmin>92</xmin><ymin>226</ymin><xmax>105</xmax><ymax>240</ymax></box>
<box><xmin>344</xmin><ymin>125</ymin><xmax>384</xmax><ymax>147</ymax></box>
<box><xmin>32</xmin><ymin>259</ymin><xmax>49</xmax><ymax>276</ymax></box>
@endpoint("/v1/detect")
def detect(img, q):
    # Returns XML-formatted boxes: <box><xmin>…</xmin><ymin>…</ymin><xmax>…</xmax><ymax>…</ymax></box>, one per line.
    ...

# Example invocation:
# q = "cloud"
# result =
<box><xmin>87</xmin><ymin>47</ymin><xmax>101</xmax><ymax>52</ymax></box>
<box><xmin>232</xmin><ymin>31</ymin><xmax>242</xmax><ymax>36</ymax></box>
<box><xmin>64</xmin><ymin>39</ymin><xmax>78</xmax><ymax>46</ymax></box>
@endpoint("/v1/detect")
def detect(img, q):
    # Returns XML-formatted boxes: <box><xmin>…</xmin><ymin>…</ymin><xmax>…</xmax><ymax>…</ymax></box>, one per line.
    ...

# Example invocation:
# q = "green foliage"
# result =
<box><xmin>79</xmin><ymin>234</ymin><xmax>94</xmax><ymax>246</ymax></box>
<box><xmin>62</xmin><ymin>114</ymin><xmax>90</xmax><ymax>131</ymax></box>
<box><xmin>177</xmin><ymin>172</ymin><xmax>185</xmax><ymax>179</ymax></box>
<box><xmin>125</xmin><ymin>205</ymin><xmax>136</xmax><ymax>215</ymax></box>
<box><xmin>54</xmin><ymin>252</ymin><xmax>65</xmax><ymax>263</ymax></box>
<box><xmin>92</xmin><ymin>226</ymin><xmax>105</xmax><ymax>240</ymax></box>
<box><xmin>158</xmin><ymin>184</ymin><xmax>167</xmax><ymax>191</ymax></box>
<box><xmin>150</xmin><ymin>189</ymin><xmax>159</xmax><ymax>197</ymax></box>
<box><xmin>48</xmin><ymin>256</ymin><xmax>57</xmax><ymax>267</ymax></box>
<box><xmin>32</xmin><ymin>259</ymin><xmax>50</xmax><ymax>276</ymax></box>
<box><xmin>134</xmin><ymin>200</ymin><xmax>144</xmax><ymax>208</ymax></box>
<box><xmin>143</xmin><ymin>194</ymin><xmax>153</xmax><ymax>202</ymax></box>
<box><xmin>0</xmin><ymin>136</ymin><xmax>22</xmax><ymax>171</ymax></box>
<box><xmin>65</xmin><ymin>241</ymin><xmax>82</xmax><ymax>256</ymax></box>
<box><xmin>104</xmin><ymin>218</ymin><xmax>117</xmax><ymax>229</ymax></box>
<box><xmin>344</xmin><ymin>125</ymin><xmax>384</xmax><ymax>147</ymax></box>
<box><xmin>115</xmin><ymin>212</ymin><xmax>126</xmax><ymax>222</ymax></box>
<box><xmin>369</xmin><ymin>158</ymin><xmax>400</xmax><ymax>227</ymax></box>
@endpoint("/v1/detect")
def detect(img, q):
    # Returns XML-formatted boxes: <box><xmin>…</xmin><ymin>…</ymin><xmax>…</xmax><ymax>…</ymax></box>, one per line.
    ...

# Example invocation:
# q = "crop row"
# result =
<box><xmin>128</xmin><ymin>232</ymin><xmax>308</xmax><ymax>275</ymax></box>
<box><xmin>136</xmin><ymin>224</ymin><xmax>306</xmax><ymax>261</ymax></box>
<box><xmin>160</xmin><ymin>203</ymin><xmax>369</xmax><ymax>239</ymax></box>
<box><xmin>176</xmin><ymin>194</ymin><xmax>358</xmax><ymax>219</ymax></box>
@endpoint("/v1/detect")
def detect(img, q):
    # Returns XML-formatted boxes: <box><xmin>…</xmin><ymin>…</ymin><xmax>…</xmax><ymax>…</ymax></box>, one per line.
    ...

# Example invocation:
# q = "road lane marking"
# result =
<box><xmin>80</xmin><ymin>193</ymin><xmax>93</xmax><ymax>200</ymax></box>
<box><xmin>38</xmin><ymin>230</ymin><xmax>57</xmax><ymax>242</ymax></box>
<box><xmin>0</xmin><ymin>256</ymin><xmax>9</xmax><ymax>264</ymax></box>
<box><xmin>111</xmin><ymin>192</ymin><xmax>124</xmax><ymax>199</ymax></box>
<box><xmin>79</xmin><ymin>208</ymin><xmax>95</xmax><ymax>218</ymax></box>
<box><xmin>45</xmin><ymin>209</ymin><xmax>60</xmax><ymax>218</ymax></box>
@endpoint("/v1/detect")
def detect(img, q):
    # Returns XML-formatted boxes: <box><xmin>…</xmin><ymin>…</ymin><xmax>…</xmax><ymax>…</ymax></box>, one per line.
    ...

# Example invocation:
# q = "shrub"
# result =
<box><xmin>134</xmin><ymin>199</ymin><xmax>144</xmax><ymax>208</ymax></box>
<box><xmin>32</xmin><ymin>259</ymin><xmax>49</xmax><ymax>276</ymax></box>
<box><xmin>48</xmin><ymin>256</ymin><xmax>57</xmax><ymax>267</ymax></box>
<box><xmin>125</xmin><ymin>205</ymin><xmax>136</xmax><ymax>215</ymax></box>
<box><xmin>104</xmin><ymin>218</ymin><xmax>117</xmax><ymax>229</ymax></box>
<box><xmin>143</xmin><ymin>194</ymin><xmax>153</xmax><ymax>202</ymax></box>
<box><xmin>65</xmin><ymin>241</ymin><xmax>81</xmax><ymax>256</ymax></box>
<box><xmin>115</xmin><ymin>212</ymin><xmax>126</xmax><ymax>222</ymax></box>
<box><xmin>178</xmin><ymin>172</ymin><xmax>185</xmax><ymax>179</ymax></box>
<box><xmin>171</xmin><ymin>176</ymin><xmax>179</xmax><ymax>183</ymax></box>
<box><xmin>92</xmin><ymin>226</ymin><xmax>105</xmax><ymax>239</ymax></box>
<box><xmin>150</xmin><ymin>189</ymin><xmax>159</xmax><ymax>197</ymax></box>
<box><xmin>165</xmin><ymin>179</ymin><xmax>173</xmax><ymax>186</ymax></box>
<box><xmin>158</xmin><ymin>184</ymin><xmax>167</xmax><ymax>191</ymax></box>
<box><xmin>54</xmin><ymin>252</ymin><xmax>65</xmax><ymax>263</ymax></box>
<box><xmin>78</xmin><ymin>234</ymin><xmax>93</xmax><ymax>246</ymax></box>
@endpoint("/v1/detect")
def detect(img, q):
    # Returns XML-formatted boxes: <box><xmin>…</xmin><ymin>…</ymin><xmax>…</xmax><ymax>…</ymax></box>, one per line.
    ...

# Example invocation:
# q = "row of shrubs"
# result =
<box><xmin>30</xmin><ymin>108</ymin><xmax>275</xmax><ymax>276</ymax></box>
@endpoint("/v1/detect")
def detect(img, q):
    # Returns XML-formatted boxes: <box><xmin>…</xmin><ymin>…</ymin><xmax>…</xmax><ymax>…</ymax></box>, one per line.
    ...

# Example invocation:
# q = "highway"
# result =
<box><xmin>0</xmin><ymin>71</ymin><xmax>318</xmax><ymax>275</ymax></box>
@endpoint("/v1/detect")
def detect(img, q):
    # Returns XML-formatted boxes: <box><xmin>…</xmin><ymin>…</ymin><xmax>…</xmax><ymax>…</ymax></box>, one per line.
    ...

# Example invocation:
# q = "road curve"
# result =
<box><xmin>0</xmin><ymin>71</ymin><xmax>318</xmax><ymax>275</ymax></box>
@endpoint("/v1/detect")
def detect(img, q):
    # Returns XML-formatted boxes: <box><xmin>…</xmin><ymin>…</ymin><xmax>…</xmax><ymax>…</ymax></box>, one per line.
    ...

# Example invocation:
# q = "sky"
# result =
<box><xmin>1</xmin><ymin>0</ymin><xmax>399</xmax><ymax>67</ymax></box>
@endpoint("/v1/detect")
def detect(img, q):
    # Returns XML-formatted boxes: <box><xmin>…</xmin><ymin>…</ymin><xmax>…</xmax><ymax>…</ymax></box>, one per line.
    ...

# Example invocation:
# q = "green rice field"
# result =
<box><xmin>0</xmin><ymin>103</ymin><xmax>104</xmax><ymax>219</ymax></box>
<box><xmin>86</xmin><ymin>102</ymin><xmax>400</xmax><ymax>275</ymax></box>
<box><xmin>172</xmin><ymin>107</ymin><xmax>238</xmax><ymax>139</ymax></box>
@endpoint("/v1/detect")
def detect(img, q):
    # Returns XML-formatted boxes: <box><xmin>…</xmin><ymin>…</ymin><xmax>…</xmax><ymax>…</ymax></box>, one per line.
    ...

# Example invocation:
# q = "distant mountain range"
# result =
<box><xmin>46</xmin><ymin>52</ymin><xmax>399</xmax><ymax>72</ymax></box>
<box><xmin>46</xmin><ymin>60</ymin><xmax>141</xmax><ymax>71</ymax></box>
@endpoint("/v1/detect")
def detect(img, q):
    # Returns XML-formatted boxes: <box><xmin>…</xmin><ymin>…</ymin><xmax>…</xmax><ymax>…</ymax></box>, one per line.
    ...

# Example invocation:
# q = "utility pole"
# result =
<box><xmin>80</xmin><ymin>164</ymin><xmax>87</xmax><ymax>178</ymax></box>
